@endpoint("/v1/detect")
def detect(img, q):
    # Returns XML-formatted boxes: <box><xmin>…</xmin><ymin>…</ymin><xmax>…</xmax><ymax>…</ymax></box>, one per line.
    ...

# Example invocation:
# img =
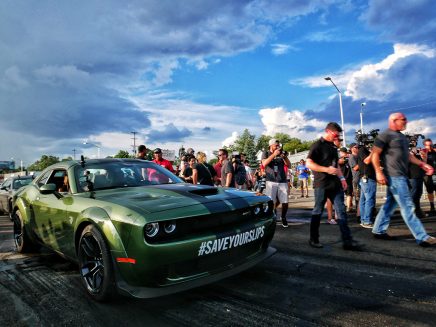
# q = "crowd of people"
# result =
<box><xmin>135</xmin><ymin>111</ymin><xmax>436</xmax><ymax>250</ymax></box>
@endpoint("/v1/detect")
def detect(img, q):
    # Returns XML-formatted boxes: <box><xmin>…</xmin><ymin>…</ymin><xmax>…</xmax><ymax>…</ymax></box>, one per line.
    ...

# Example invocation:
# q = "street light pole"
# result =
<box><xmin>325</xmin><ymin>77</ymin><xmax>346</xmax><ymax>147</ymax></box>
<box><xmin>83</xmin><ymin>140</ymin><xmax>101</xmax><ymax>159</ymax></box>
<box><xmin>360</xmin><ymin>102</ymin><xmax>366</xmax><ymax>133</ymax></box>
<box><xmin>131</xmin><ymin>131</ymin><xmax>137</xmax><ymax>156</ymax></box>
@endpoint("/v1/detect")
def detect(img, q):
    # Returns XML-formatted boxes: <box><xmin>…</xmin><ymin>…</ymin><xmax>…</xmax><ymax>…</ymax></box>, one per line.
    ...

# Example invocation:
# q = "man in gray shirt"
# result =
<box><xmin>348</xmin><ymin>143</ymin><xmax>360</xmax><ymax>219</ymax></box>
<box><xmin>371</xmin><ymin>112</ymin><xmax>436</xmax><ymax>247</ymax></box>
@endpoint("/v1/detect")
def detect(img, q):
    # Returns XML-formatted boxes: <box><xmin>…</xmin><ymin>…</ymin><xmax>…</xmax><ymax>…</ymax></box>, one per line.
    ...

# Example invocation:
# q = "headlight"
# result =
<box><xmin>145</xmin><ymin>222</ymin><xmax>159</xmax><ymax>237</ymax></box>
<box><xmin>254</xmin><ymin>206</ymin><xmax>261</xmax><ymax>215</ymax></box>
<box><xmin>164</xmin><ymin>221</ymin><xmax>176</xmax><ymax>234</ymax></box>
<box><xmin>262</xmin><ymin>202</ymin><xmax>269</xmax><ymax>213</ymax></box>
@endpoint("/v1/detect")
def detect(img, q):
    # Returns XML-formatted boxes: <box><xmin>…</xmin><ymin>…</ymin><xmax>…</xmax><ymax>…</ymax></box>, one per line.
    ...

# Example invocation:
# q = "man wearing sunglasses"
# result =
<box><xmin>306</xmin><ymin>122</ymin><xmax>359</xmax><ymax>250</ymax></box>
<box><xmin>371</xmin><ymin>113</ymin><xmax>436</xmax><ymax>247</ymax></box>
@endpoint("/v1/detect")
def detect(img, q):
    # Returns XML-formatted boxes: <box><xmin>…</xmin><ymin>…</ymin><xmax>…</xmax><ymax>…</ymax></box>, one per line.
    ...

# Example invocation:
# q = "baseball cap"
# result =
<box><xmin>153</xmin><ymin>148</ymin><xmax>162</xmax><ymax>154</ymax></box>
<box><xmin>269</xmin><ymin>138</ymin><xmax>279</xmax><ymax>146</ymax></box>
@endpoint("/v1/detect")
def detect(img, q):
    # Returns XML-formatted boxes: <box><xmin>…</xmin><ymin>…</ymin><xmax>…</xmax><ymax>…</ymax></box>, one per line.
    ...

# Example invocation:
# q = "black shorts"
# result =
<box><xmin>424</xmin><ymin>175</ymin><xmax>435</xmax><ymax>193</ymax></box>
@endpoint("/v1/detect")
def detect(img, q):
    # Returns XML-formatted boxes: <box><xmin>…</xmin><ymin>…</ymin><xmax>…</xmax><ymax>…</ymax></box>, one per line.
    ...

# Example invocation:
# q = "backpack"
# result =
<box><xmin>234</xmin><ymin>162</ymin><xmax>247</xmax><ymax>185</ymax></box>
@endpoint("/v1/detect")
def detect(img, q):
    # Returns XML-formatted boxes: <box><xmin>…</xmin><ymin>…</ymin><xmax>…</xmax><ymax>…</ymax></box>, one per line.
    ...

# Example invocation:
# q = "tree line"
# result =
<box><xmin>18</xmin><ymin>130</ymin><xmax>315</xmax><ymax>171</ymax></box>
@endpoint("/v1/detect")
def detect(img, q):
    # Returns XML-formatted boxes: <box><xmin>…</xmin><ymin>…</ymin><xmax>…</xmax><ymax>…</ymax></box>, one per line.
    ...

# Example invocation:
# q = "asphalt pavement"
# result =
<box><xmin>0</xmin><ymin>189</ymin><xmax>436</xmax><ymax>326</ymax></box>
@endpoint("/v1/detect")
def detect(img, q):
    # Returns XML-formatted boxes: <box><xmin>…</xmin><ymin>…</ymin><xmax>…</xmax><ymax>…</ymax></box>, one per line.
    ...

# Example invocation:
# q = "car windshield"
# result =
<box><xmin>12</xmin><ymin>178</ymin><xmax>33</xmax><ymax>190</ymax></box>
<box><xmin>74</xmin><ymin>160</ymin><xmax>183</xmax><ymax>192</ymax></box>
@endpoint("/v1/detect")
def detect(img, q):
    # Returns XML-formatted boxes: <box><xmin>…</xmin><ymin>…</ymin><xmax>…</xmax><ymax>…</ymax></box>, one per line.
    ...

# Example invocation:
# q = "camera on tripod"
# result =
<box><xmin>355</xmin><ymin>129</ymin><xmax>379</xmax><ymax>147</ymax></box>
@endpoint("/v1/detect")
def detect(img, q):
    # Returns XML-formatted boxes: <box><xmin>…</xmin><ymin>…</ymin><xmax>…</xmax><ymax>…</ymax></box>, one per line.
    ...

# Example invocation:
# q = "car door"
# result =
<box><xmin>0</xmin><ymin>179</ymin><xmax>12</xmax><ymax>212</ymax></box>
<box><xmin>31</xmin><ymin>169</ymin><xmax>68</xmax><ymax>252</ymax></box>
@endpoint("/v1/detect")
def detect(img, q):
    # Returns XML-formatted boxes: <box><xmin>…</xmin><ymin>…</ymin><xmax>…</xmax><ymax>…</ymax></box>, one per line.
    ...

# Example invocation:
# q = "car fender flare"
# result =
<box><xmin>74</xmin><ymin>207</ymin><xmax>128</xmax><ymax>258</ymax></box>
<box><xmin>13</xmin><ymin>197</ymin><xmax>40</xmax><ymax>244</ymax></box>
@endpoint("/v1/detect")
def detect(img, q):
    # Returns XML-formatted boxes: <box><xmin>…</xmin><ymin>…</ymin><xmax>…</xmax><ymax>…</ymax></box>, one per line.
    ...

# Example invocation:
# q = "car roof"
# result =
<box><xmin>45</xmin><ymin>158</ymin><xmax>150</xmax><ymax>170</ymax></box>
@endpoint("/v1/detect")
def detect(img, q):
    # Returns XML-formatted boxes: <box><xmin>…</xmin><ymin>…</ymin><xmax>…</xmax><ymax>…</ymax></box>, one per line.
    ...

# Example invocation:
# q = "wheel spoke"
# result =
<box><xmin>81</xmin><ymin>236</ymin><xmax>99</xmax><ymax>257</ymax></box>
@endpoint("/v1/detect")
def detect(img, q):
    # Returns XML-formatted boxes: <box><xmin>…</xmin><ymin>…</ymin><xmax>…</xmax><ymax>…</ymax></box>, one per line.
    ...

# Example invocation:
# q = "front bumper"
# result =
<box><xmin>115</xmin><ymin>246</ymin><xmax>276</xmax><ymax>298</ymax></box>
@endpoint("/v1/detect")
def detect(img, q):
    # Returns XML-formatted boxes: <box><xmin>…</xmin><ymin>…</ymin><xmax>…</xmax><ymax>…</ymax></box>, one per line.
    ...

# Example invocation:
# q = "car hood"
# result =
<box><xmin>89</xmin><ymin>183</ymin><xmax>255</xmax><ymax>214</ymax></box>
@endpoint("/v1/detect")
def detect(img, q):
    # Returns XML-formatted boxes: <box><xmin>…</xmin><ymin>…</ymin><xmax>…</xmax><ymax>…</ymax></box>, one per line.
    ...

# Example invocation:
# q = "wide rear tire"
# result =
<box><xmin>78</xmin><ymin>225</ymin><xmax>116</xmax><ymax>302</ymax></box>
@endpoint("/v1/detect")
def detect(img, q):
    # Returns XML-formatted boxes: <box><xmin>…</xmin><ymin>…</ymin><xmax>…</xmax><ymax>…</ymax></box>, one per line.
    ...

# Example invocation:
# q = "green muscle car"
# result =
<box><xmin>12</xmin><ymin>158</ymin><xmax>276</xmax><ymax>301</ymax></box>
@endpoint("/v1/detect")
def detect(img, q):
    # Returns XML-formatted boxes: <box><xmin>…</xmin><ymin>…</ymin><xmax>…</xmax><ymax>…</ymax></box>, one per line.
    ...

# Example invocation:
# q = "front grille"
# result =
<box><xmin>145</xmin><ymin>200</ymin><xmax>274</xmax><ymax>244</ymax></box>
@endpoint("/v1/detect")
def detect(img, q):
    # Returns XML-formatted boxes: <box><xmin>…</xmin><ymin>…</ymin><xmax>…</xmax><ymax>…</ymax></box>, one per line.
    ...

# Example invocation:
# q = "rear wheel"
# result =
<box><xmin>8</xmin><ymin>200</ymin><xmax>13</xmax><ymax>220</ymax></box>
<box><xmin>14</xmin><ymin>210</ymin><xmax>39</xmax><ymax>253</ymax></box>
<box><xmin>78</xmin><ymin>225</ymin><xmax>116</xmax><ymax>302</ymax></box>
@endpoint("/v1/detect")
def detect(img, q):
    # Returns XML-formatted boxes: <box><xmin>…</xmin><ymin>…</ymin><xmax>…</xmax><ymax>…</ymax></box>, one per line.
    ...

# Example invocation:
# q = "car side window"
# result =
<box><xmin>37</xmin><ymin>170</ymin><xmax>53</xmax><ymax>187</ymax></box>
<box><xmin>1</xmin><ymin>179</ymin><xmax>12</xmax><ymax>190</ymax></box>
<box><xmin>47</xmin><ymin>170</ymin><xmax>68</xmax><ymax>192</ymax></box>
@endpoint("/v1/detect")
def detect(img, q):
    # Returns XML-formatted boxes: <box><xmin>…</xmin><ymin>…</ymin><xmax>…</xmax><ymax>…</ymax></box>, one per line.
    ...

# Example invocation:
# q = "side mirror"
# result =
<box><xmin>40</xmin><ymin>183</ymin><xmax>57</xmax><ymax>194</ymax></box>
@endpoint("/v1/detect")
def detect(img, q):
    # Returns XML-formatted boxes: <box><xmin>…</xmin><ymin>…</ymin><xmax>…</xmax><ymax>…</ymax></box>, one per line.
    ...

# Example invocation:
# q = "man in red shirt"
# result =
<box><xmin>152</xmin><ymin>148</ymin><xmax>174</xmax><ymax>173</ymax></box>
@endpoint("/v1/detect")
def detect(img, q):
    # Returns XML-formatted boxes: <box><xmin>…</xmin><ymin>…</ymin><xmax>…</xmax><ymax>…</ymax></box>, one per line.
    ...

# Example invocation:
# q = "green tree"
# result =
<box><xmin>234</xmin><ymin>129</ymin><xmax>257</xmax><ymax>164</ymax></box>
<box><xmin>208</xmin><ymin>158</ymin><xmax>218</xmax><ymax>166</ymax></box>
<box><xmin>27</xmin><ymin>155</ymin><xmax>60</xmax><ymax>171</ymax></box>
<box><xmin>61</xmin><ymin>156</ymin><xmax>73</xmax><ymax>162</ymax></box>
<box><xmin>114</xmin><ymin>150</ymin><xmax>131</xmax><ymax>158</ymax></box>
<box><xmin>273</xmin><ymin>132</ymin><xmax>293</xmax><ymax>145</ymax></box>
<box><xmin>256</xmin><ymin>135</ymin><xmax>271</xmax><ymax>152</ymax></box>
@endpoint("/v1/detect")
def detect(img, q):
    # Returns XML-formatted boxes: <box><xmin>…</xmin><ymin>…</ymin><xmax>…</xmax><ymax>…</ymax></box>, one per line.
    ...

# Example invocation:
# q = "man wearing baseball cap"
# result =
<box><xmin>261</xmin><ymin>138</ymin><xmax>291</xmax><ymax>227</ymax></box>
<box><xmin>152</xmin><ymin>148</ymin><xmax>174</xmax><ymax>173</ymax></box>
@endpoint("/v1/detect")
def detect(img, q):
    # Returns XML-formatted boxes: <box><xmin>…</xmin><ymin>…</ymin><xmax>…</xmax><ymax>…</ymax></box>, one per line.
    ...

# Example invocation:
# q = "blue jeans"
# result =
<box><xmin>409</xmin><ymin>178</ymin><xmax>423</xmax><ymax>214</ymax></box>
<box><xmin>359</xmin><ymin>178</ymin><xmax>376</xmax><ymax>224</ymax></box>
<box><xmin>311</xmin><ymin>187</ymin><xmax>352</xmax><ymax>244</ymax></box>
<box><xmin>372</xmin><ymin>176</ymin><xmax>429</xmax><ymax>243</ymax></box>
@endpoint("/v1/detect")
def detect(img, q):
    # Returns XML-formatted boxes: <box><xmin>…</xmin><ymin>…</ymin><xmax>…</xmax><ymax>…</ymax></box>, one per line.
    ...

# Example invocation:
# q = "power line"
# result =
<box><xmin>386</xmin><ymin>99</ymin><xmax>436</xmax><ymax>112</ymax></box>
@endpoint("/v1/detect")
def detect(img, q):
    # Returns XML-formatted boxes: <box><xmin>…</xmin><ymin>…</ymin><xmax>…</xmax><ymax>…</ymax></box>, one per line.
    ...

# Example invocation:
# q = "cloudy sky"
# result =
<box><xmin>1</xmin><ymin>0</ymin><xmax>436</xmax><ymax>165</ymax></box>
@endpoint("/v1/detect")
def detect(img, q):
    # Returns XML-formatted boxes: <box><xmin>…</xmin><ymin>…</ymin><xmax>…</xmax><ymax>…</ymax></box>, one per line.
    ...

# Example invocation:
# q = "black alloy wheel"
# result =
<box><xmin>8</xmin><ymin>200</ymin><xmax>14</xmax><ymax>220</ymax></box>
<box><xmin>13</xmin><ymin>210</ymin><xmax>38</xmax><ymax>253</ymax></box>
<box><xmin>78</xmin><ymin>225</ymin><xmax>115</xmax><ymax>301</ymax></box>
<box><xmin>13</xmin><ymin>211</ymin><xmax>23</xmax><ymax>250</ymax></box>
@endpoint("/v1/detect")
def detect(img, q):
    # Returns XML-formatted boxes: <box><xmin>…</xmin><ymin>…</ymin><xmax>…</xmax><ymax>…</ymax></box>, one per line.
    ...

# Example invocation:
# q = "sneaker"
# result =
<box><xmin>360</xmin><ymin>223</ymin><xmax>373</xmax><ymax>229</ymax></box>
<box><xmin>305</xmin><ymin>195</ymin><xmax>309</xmax><ymax>198</ymax></box>
<box><xmin>281</xmin><ymin>218</ymin><xmax>289</xmax><ymax>228</ymax></box>
<box><xmin>373</xmin><ymin>233</ymin><xmax>397</xmax><ymax>240</ymax></box>
<box><xmin>309</xmin><ymin>240</ymin><xmax>323</xmax><ymax>248</ymax></box>
<box><xmin>327</xmin><ymin>219</ymin><xmax>337</xmax><ymax>225</ymax></box>
<box><xmin>419</xmin><ymin>236</ymin><xmax>436</xmax><ymax>247</ymax></box>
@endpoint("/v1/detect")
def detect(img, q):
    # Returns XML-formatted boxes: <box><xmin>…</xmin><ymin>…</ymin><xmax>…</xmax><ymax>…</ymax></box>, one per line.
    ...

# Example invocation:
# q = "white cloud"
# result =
<box><xmin>345</xmin><ymin>43</ymin><xmax>436</xmax><ymax>100</ymax></box>
<box><xmin>222</xmin><ymin>132</ymin><xmax>239</xmax><ymax>147</ymax></box>
<box><xmin>259</xmin><ymin>107</ymin><xmax>326</xmax><ymax>140</ymax></box>
<box><xmin>271</xmin><ymin>43</ymin><xmax>293</xmax><ymax>55</ymax></box>
<box><xmin>34</xmin><ymin>65</ymin><xmax>91</xmax><ymax>88</ymax></box>
<box><xmin>404</xmin><ymin>118</ymin><xmax>436</xmax><ymax>137</ymax></box>
<box><xmin>1</xmin><ymin>66</ymin><xmax>29</xmax><ymax>90</ymax></box>
<box><xmin>291</xmin><ymin>43</ymin><xmax>436</xmax><ymax>102</ymax></box>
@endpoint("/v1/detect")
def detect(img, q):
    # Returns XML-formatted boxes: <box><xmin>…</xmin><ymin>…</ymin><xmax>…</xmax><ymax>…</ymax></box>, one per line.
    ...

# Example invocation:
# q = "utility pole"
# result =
<box><xmin>325</xmin><ymin>77</ymin><xmax>346</xmax><ymax>147</ymax></box>
<box><xmin>73</xmin><ymin>148</ymin><xmax>76</xmax><ymax>160</ymax></box>
<box><xmin>131</xmin><ymin>131</ymin><xmax>137</xmax><ymax>156</ymax></box>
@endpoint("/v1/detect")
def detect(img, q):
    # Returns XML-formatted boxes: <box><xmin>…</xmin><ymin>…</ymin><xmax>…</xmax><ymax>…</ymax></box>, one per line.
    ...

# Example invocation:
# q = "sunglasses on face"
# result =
<box><xmin>328</xmin><ymin>130</ymin><xmax>340</xmax><ymax>138</ymax></box>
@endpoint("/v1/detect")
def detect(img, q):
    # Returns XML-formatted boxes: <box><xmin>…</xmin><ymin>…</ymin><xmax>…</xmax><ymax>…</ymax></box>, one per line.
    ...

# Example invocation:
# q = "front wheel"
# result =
<box><xmin>78</xmin><ymin>225</ymin><xmax>116</xmax><ymax>302</ymax></box>
<box><xmin>14</xmin><ymin>210</ymin><xmax>39</xmax><ymax>253</ymax></box>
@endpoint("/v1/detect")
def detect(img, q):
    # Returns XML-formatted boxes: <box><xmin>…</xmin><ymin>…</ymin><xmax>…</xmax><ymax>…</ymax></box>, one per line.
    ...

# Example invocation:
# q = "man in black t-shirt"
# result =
<box><xmin>306</xmin><ymin>122</ymin><xmax>358</xmax><ymax>250</ymax></box>
<box><xmin>409</xmin><ymin>148</ymin><xmax>425</xmax><ymax>218</ymax></box>
<box><xmin>422</xmin><ymin>138</ymin><xmax>436</xmax><ymax>213</ymax></box>
<box><xmin>357</xmin><ymin>146</ymin><xmax>377</xmax><ymax>227</ymax></box>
